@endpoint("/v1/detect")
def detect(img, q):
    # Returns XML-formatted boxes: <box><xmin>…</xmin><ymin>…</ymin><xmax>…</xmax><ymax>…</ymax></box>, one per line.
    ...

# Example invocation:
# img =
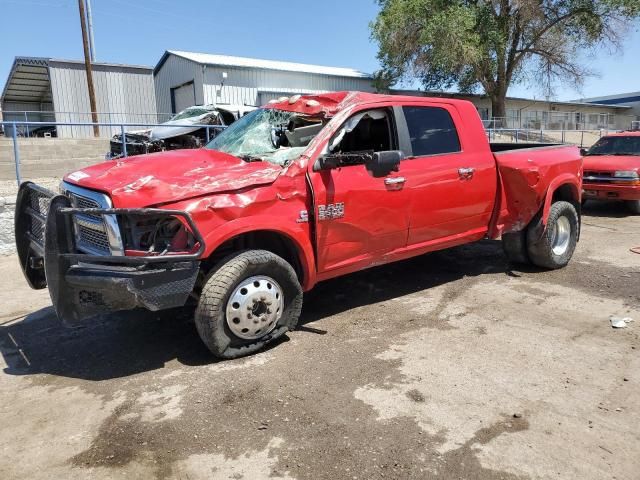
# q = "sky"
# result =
<box><xmin>0</xmin><ymin>0</ymin><xmax>638</xmax><ymax>102</ymax></box>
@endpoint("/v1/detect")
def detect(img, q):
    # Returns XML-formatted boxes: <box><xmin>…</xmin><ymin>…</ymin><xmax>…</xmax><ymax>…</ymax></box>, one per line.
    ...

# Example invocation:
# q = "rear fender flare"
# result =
<box><xmin>535</xmin><ymin>175</ymin><xmax>581</xmax><ymax>239</ymax></box>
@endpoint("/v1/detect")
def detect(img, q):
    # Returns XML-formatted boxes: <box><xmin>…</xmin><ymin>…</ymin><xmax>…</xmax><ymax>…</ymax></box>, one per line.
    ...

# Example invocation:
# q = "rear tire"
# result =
<box><xmin>626</xmin><ymin>200</ymin><xmax>640</xmax><ymax>214</ymax></box>
<box><xmin>527</xmin><ymin>201</ymin><xmax>579</xmax><ymax>269</ymax></box>
<box><xmin>502</xmin><ymin>231</ymin><xmax>530</xmax><ymax>264</ymax></box>
<box><xmin>195</xmin><ymin>250</ymin><xmax>303</xmax><ymax>359</ymax></box>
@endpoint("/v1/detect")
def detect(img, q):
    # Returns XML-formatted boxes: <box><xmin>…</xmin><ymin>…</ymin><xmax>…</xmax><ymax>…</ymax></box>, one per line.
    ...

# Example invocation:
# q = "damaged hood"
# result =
<box><xmin>149</xmin><ymin>115</ymin><xmax>209</xmax><ymax>141</ymax></box>
<box><xmin>582</xmin><ymin>154</ymin><xmax>640</xmax><ymax>172</ymax></box>
<box><xmin>63</xmin><ymin>149</ymin><xmax>283</xmax><ymax>208</ymax></box>
<box><xmin>149</xmin><ymin>117</ymin><xmax>200</xmax><ymax>140</ymax></box>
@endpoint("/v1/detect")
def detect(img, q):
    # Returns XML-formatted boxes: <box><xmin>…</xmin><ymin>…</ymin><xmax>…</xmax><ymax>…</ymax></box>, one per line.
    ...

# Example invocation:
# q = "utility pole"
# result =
<box><xmin>78</xmin><ymin>0</ymin><xmax>99</xmax><ymax>137</ymax></box>
<box><xmin>86</xmin><ymin>0</ymin><xmax>96</xmax><ymax>62</ymax></box>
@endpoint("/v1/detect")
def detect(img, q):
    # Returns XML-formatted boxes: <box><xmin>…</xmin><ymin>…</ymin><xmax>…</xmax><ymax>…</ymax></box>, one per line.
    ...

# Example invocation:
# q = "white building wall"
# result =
<box><xmin>153</xmin><ymin>55</ymin><xmax>204</xmax><ymax>119</ymax></box>
<box><xmin>1</xmin><ymin>100</ymin><xmax>54</xmax><ymax>121</ymax></box>
<box><xmin>1</xmin><ymin>100</ymin><xmax>54</xmax><ymax>136</ymax></box>
<box><xmin>201</xmin><ymin>65</ymin><xmax>374</xmax><ymax>107</ymax></box>
<box><xmin>578</xmin><ymin>92</ymin><xmax>640</xmax><ymax>119</ymax></box>
<box><xmin>48</xmin><ymin>62</ymin><xmax>157</xmax><ymax>138</ymax></box>
<box><xmin>428</xmin><ymin>94</ymin><xmax>633</xmax><ymax>130</ymax></box>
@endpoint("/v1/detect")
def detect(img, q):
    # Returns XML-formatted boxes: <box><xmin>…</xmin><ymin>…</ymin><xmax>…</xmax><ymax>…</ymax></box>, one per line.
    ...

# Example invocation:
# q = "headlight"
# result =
<box><xmin>120</xmin><ymin>215</ymin><xmax>197</xmax><ymax>254</ymax></box>
<box><xmin>613</xmin><ymin>170</ymin><xmax>640</xmax><ymax>185</ymax></box>
<box><xmin>614</xmin><ymin>170</ymin><xmax>639</xmax><ymax>178</ymax></box>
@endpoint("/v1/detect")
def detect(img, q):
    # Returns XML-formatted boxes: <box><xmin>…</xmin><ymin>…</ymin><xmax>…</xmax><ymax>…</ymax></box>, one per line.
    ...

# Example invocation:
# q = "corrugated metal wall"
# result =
<box><xmin>2</xmin><ymin>101</ymin><xmax>54</xmax><ymax>121</ymax></box>
<box><xmin>48</xmin><ymin>62</ymin><xmax>157</xmax><ymax>138</ymax></box>
<box><xmin>154</xmin><ymin>53</ymin><xmax>374</xmax><ymax>113</ymax></box>
<box><xmin>201</xmin><ymin>65</ymin><xmax>374</xmax><ymax>107</ymax></box>
<box><xmin>154</xmin><ymin>55</ymin><xmax>203</xmax><ymax>119</ymax></box>
<box><xmin>1</xmin><ymin>101</ymin><xmax>54</xmax><ymax>136</ymax></box>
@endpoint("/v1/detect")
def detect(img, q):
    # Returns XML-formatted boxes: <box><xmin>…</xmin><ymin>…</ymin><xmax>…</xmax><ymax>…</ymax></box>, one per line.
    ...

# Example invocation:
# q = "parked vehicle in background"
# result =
<box><xmin>16</xmin><ymin>92</ymin><xmax>582</xmax><ymax>359</ymax></box>
<box><xmin>28</xmin><ymin>125</ymin><xmax>57</xmax><ymax>138</ymax></box>
<box><xmin>109</xmin><ymin>104</ymin><xmax>256</xmax><ymax>157</ymax></box>
<box><xmin>581</xmin><ymin>131</ymin><xmax>640</xmax><ymax>213</ymax></box>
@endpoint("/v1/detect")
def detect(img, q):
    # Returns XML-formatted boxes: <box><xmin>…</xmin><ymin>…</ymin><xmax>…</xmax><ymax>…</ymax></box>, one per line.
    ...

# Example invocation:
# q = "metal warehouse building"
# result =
<box><xmin>153</xmin><ymin>50</ymin><xmax>374</xmax><ymax>115</ymax></box>
<box><xmin>1</xmin><ymin>56</ymin><xmax>157</xmax><ymax>137</ymax></box>
<box><xmin>578</xmin><ymin>91</ymin><xmax>640</xmax><ymax>118</ymax></box>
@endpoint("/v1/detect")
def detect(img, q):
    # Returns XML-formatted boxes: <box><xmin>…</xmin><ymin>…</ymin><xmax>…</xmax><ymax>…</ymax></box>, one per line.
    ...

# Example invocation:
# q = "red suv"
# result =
<box><xmin>582</xmin><ymin>132</ymin><xmax>640</xmax><ymax>213</ymax></box>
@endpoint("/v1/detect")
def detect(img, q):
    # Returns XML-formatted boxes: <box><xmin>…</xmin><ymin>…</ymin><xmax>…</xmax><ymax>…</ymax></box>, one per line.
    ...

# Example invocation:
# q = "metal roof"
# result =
<box><xmin>1</xmin><ymin>56</ymin><xmax>153</xmax><ymax>104</ymax></box>
<box><xmin>156</xmin><ymin>50</ymin><xmax>372</xmax><ymax>79</ymax></box>
<box><xmin>575</xmin><ymin>92</ymin><xmax>640</xmax><ymax>106</ymax></box>
<box><xmin>393</xmin><ymin>89</ymin><xmax>632</xmax><ymax>110</ymax></box>
<box><xmin>1</xmin><ymin>57</ymin><xmax>51</xmax><ymax>103</ymax></box>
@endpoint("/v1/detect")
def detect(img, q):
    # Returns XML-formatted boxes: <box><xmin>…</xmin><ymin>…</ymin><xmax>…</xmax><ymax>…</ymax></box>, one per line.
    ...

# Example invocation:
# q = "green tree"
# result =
<box><xmin>371</xmin><ymin>0</ymin><xmax>640</xmax><ymax>121</ymax></box>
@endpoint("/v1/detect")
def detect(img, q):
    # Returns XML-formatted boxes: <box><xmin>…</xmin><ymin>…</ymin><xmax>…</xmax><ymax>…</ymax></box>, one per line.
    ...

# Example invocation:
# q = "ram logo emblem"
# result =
<box><xmin>296</xmin><ymin>210</ymin><xmax>309</xmax><ymax>223</ymax></box>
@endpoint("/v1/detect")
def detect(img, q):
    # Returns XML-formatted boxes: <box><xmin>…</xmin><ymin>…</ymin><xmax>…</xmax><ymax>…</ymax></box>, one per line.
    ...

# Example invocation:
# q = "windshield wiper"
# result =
<box><xmin>611</xmin><ymin>152</ymin><xmax>639</xmax><ymax>156</ymax></box>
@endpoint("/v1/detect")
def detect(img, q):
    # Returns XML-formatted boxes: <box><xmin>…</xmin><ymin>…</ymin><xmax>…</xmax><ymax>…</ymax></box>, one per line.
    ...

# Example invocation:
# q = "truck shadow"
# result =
<box><xmin>582</xmin><ymin>200</ymin><xmax>637</xmax><ymax>218</ymax></box>
<box><xmin>0</xmin><ymin>240</ymin><xmax>536</xmax><ymax>381</ymax></box>
<box><xmin>299</xmin><ymin>239</ymin><xmax>538</xmax><ymax>325</ymax></box>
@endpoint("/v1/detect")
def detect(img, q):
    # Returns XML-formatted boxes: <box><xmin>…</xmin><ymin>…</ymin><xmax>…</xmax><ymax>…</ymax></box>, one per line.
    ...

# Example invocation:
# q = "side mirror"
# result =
<box><xmin>580</xmin><ymin>148</ymin><xmax>588</xmax><ymax>156</ymax></box>
<box><xmin>314</xmin><ymin>151</ymin><xmax>375</xmax><ymax>171</ymax></box>
<box><xmin>366</xmin><ymin>150</ymin><xmax>404</xmax><ymax>178</ymax></box>
<box><xmin>313</xmin><ymin>150</ymin><xmax>404</xmax><ymax>175</ymax></box>
<box><xmin>315</xmin><ymin>153</ymin><xmax>341</xmax><ymax>171</ymax></box>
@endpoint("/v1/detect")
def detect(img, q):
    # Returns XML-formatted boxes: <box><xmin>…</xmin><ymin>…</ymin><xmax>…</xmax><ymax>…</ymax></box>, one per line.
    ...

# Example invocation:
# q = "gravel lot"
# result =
<box><xmin>1</xmin><ymin>201</ymin><xmax>639</xmax><ymax>480</ymax></box>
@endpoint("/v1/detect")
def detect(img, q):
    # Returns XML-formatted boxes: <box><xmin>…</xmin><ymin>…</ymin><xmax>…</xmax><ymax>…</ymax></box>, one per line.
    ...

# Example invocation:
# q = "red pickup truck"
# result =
<box><xmin>15</xmin><ymin>92</ymin><xmax>582</xmax><ymax>358</ymax></box>
<box><xmin>581</xmin><ymin>131</ymin><xmax>640</xmax><ymax>213</ymax></box>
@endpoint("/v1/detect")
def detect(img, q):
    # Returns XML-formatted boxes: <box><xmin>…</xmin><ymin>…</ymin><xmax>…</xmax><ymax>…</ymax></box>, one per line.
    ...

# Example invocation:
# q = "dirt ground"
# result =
<box><xmin>1</xmin><ymin>201</ymin><xmax>639</xmax><ymax>480</ymax></box>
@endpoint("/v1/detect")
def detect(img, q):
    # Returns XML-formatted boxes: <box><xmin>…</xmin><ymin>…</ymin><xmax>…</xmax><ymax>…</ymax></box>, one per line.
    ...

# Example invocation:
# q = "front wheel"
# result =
<box><xmin>195</xmin><ymin>250</ymin><xmax>303</xmax><ymax>359</ymax></box>
<box><xmin>626</xmin><ymin>200</ymin><xmax>640</xmax><ymax>214</ymax></box>
<box><xmin>527</xmin><ymin>201</ymin><xmax>579</xmax><ymax>269</ymax></box>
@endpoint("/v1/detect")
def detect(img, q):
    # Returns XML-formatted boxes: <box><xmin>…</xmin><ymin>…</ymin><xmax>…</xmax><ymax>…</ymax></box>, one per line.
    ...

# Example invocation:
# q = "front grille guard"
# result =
<box><xmin>15</xmin><ymin>181</ymin><xmax>206</xmax><ymax>288</ymax></box>
<box><xmin>16</xmin><ymin>182</ymin><xmax>206</xmax><ymax>325</ymax></box>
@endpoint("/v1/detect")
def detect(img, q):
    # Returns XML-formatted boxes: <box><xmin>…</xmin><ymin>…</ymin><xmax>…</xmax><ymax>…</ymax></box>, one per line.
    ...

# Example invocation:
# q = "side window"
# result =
<box><xmin>217</xmin><ymin>110</ymin><xmax>236</xmax><ymax>125</ymax></box>
<box><xmin>403</xmin><ymin>106</ymin><xmax>461</xmax><ymax>156</ymax></box>
<box><xmin>332</xmin><ymin>109</ymin><xmax>394</xmax><ymax>155</ymax></box>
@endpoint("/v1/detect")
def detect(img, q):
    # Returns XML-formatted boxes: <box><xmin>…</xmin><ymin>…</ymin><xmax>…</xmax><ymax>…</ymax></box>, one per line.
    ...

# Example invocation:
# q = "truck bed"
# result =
<box><xmin>489</xmin><ymin>144</ymin><xmax>582</xmax><ymax>237</ymax></box>
<box><xmin>490</xmin><ymin>142</ymin><xmax>561</xmax><ymax>153</ymax></box>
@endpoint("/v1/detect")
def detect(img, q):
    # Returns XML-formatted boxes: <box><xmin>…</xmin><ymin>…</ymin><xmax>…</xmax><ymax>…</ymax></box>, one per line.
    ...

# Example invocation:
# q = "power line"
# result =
<box><xmin>106</xmin><ymin>0</ymin><xmax>217</xmax><ymax>30</ymax></box>
<box><xmin>91</xmin><ymin>6</ymin><xmax>186</xmax><ymax>34</ymax></box>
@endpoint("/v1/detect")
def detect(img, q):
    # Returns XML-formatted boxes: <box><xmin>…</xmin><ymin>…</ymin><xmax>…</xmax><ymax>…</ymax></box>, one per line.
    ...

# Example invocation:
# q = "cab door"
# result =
<box><xmin>397</xmin><ymin>104</ymin><xmax>497</xmax><ymax>247</ymax></box>
<box><xmin>309</xmin><ymin>107</ymin><xmax>410</xmax><ymax>274</ymax></box>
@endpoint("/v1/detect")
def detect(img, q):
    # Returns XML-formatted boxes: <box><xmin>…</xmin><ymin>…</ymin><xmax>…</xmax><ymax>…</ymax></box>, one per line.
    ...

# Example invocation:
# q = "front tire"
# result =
<box><xmin>195</xmin><ymin>250</ymin><xmax>303</xmax><ymax>359</ymax></box>
<box><xmin>527</xmin><ymin>201</ymin><xmax>579</xmax><ymax>269</ymax></box>
<box><xmin>626</xmin><ymin>200</ymin><xmax>640</xmax><ymax>214</ymax></box>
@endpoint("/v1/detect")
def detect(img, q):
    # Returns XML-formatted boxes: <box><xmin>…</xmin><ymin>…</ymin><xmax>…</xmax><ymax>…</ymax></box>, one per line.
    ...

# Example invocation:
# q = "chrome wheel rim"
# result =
<box><xmin>551</xmin><ymin>216</ymin><xmax>571</xmax><ymax>256</ymax></box>
<box><xmin>226</xmin><ymin>276</ymin><xmax>283</xmax><ymax>340</ymax></box>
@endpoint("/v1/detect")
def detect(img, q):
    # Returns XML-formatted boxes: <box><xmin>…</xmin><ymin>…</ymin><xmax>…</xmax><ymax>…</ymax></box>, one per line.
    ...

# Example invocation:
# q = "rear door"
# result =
<box><xmin>398</xmin><ymin>103</ymin><xmax>497</xmax><ymax>247</ymax></box>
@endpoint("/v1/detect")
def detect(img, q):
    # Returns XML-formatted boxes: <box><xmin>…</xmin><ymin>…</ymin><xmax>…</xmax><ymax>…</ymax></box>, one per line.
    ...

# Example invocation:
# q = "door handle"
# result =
<box><xmin>458</xmin><ymin>167</ymin><xmax>475</xmax><ymax>180</ymax></box>
<box><xmin>384</xmin><ymin>177</ymin><xmax>406</xmax><ymax>185</ymax></box>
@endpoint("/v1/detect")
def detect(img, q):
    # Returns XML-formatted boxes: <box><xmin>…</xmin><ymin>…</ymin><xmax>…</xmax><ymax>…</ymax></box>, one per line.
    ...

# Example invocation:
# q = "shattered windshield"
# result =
<box><xmin>205</xmin><ymin>108</ymin><xmax>324</xmax><ymax>166</ymax></box>
<box><xmin>171</xmin><ymin>108</ymin><xmax>211</xmax><ymax>121</ymax></box>
<box><xmin>587</xmin><ymin>136</ymin><xmax>640</xmax><ymax>156</ymax></box>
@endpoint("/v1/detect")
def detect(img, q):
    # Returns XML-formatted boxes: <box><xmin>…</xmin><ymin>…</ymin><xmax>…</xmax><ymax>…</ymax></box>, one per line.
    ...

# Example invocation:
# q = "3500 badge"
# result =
<box><xmin>317</xmin><ymin>203</ymin><xmax>345</xmax><ymax>221</ymax></box>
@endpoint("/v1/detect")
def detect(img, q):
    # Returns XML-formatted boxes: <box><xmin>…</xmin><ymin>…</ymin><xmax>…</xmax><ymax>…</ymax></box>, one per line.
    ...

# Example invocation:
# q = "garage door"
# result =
<box><xmin>172</xmin><ymin>82</ymin><xmax>196</xmax><ymax>113</ymax></box>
